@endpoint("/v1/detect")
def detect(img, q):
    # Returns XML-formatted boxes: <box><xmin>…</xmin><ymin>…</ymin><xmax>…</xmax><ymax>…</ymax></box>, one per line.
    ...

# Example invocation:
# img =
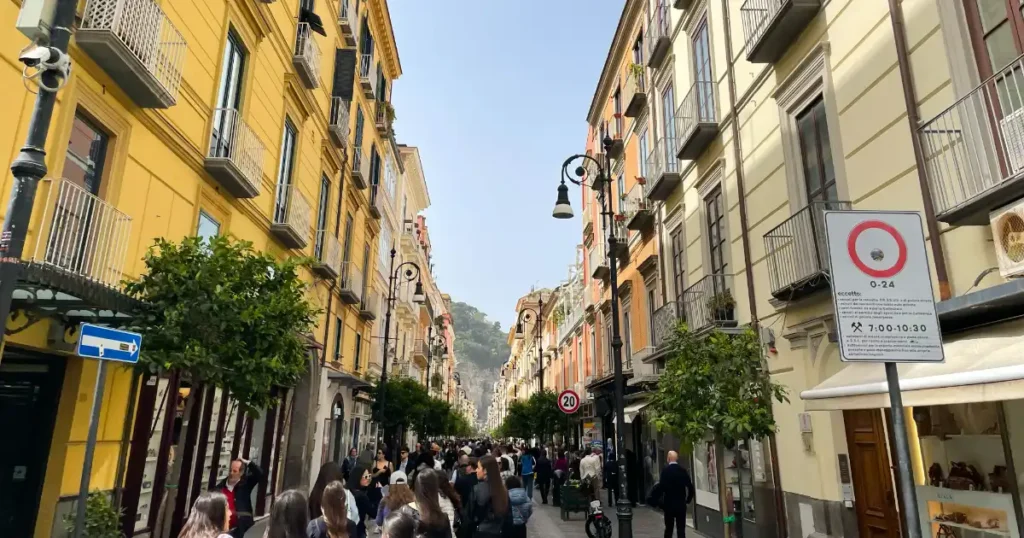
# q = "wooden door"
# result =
<box><xmin>844</xmin><ymin>409</ymin><xmax>900</xmax><ymax>538</ymax></box>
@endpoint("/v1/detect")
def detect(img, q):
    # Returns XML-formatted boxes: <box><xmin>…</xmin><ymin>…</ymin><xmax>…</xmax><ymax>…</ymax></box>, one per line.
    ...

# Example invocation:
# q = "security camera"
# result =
<box><xmin>19</xmin><ymin>43</ymin><xmax>70</xmax><ymax>92</ymax></box>
<box><xmin>19</xmin><ymin>44</ymin><xmax>59</xmax><ymax>68</ymax></box>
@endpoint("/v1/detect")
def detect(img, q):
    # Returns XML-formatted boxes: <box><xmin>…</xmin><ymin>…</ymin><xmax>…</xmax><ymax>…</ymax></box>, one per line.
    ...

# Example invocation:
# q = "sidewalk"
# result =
<box><xmin>528</xmin><ymin>499</ymin><xmax>710</xmax><ymax>538</ymax></box>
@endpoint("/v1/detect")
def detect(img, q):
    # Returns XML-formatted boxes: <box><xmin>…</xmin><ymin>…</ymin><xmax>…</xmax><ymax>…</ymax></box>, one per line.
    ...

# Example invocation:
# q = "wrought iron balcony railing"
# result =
<box><xmin>271</xmin><ymin>183</ymin><xmax>313</xmax><ymax>249</ymax></box>
<box><xmin>375</xmin><ymin>100</ymin><xmax>393</xmax><ymax>135</ymax></box>
<box><xmin>33</xmin><ymin>178</ymin><xmax>132</xmax><ymax>289</ymax></box>
<box><xmin>682</xmin><ymin>274</ymin><xmax>738</xmax><ymax>333</ymax></box>
<box><xmin>919</xmin><ymin>53</ymin><xmax>1024</xmax><ymax>225</ymax></box>
<box><xmin>312</xmin><ymin>230</ymin><xmax>342</xmax><ymax>279</ymax></box>
<box><xmin>652</xmin><ymin>301</ymin><xmax>683</xmax><ymax>351</ymax></box>
<box><xmin>623</xmin><ymin>182</ymin><xmax>654</xmax><ymax>231</ymax></box>
<box><xmin>589</xmin><ymin>241</ymin><xmax>609</xmax><ymax>281</ymax></box>
<box><xmin>206</xmin><ymin>108</ymin><xmax>265</xmax><ymax>198</ymax></box>
<box><xmin>329</xmin><ymin>97</ymin><xmax>351</xmax><ymax>148</ymax></box>
<box><xmin>647</xmin><ymin>1</ymin><xmax>672</xmax><ymax>70</ymax></box>
<box><xmin>763</xmin><ymin>200</ymin><xmax>849</xmax><ymax>301</ymax></box>
<box><xmin>359</xmin><ymin>290</ymin><xmax>379</xmax><ymax>321</ymax></box>
<box><xmin>338</xmin><ymin>0</ymin><xmax>357</xmax><ymax>46</ymax></box>
<box><xmin>292</xmin><ymin>22</ymin><xmax>320</xmax><ymax>88</ymax></box>
<box><xmin>351</xmin><ymin>145</ymin><xmax>368</xmax><ymax>189</ymax></box>
<box><xmin>338</xmin><ymin>261</ymin><xmax>363</xmax><ymax>304</ymax></box>
<box><xmin>359</xmin><ymin>53</ymin><xmax>376</xmax><ymax>99</ymax></box>
<box><xmin>645</xmin><ymin>138</ymin><xmax>680</xmax><ymax>201</ymax></box>
<box><xmin>740</xmin><ymin>0</ymin><xmax>821</xmax><ymax>63</ymax></box>
<box><xmin>78</xmin><ymin>0</ymin><xmax>186</xmax><ymax>108</ymax></box>
<box><xmin>675</xmin><ymin>81</ymin><xmax>719</xmax><ymax>159</ymax></box>
<box><xmin>368</xmin><ymin>187</ymin><xmax>382</xmax><ymax>220</ymax></box>
<box><xmin>624</xmin><ymin>66</ymin><xmax>648</xmax><ymax>118</ymax></box>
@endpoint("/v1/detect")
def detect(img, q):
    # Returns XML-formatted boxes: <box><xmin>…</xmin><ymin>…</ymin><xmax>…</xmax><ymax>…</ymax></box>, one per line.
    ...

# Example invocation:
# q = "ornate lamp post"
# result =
<box><xmin>552</xmin><ymin>137</ymin><xmax>632</xmax><ymax>538</ymax></box>
<box><xmin>379</xmin><ymin>246</ymin><xmax>424</xmax><ymax>462</ymax></box>
<box><xmin>514</xmin><ymin>298</ymin><xmax>545</xmax><ymax>394</ymax></box>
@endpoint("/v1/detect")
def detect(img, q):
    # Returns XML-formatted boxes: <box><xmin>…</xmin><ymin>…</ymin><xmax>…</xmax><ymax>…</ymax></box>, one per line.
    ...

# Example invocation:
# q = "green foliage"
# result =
<box><xmin>64</xmin><ymin>491</ymin><xmax>122</xmax><ymax>538</ymax></box>
<box><xmin>449</xmin><ymin>301</ymin><xmax>511</xmax><ymax>370</ymax></box>
<box><xmin>497</xmin><ymin>390</ymin><xmax>571</xmax><ymax>440</ymax></box>
<box><xmin>124</xmin><ymin>236</ymin><xmax>318</xmax><ymax>413</ymax></box>
<box><xmin>649</xmin><ymin>325</ymin><xmax>787</xmax><ymax>447</ymax></box>
<box><xmin>372</xmin><ymin>377</ymin><xmax>468</xmax><ymax>438</ymax></box>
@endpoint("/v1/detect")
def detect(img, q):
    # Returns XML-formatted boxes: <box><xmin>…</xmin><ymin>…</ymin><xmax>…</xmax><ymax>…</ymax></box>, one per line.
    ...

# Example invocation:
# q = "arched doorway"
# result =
<box><xmin>331</xmin><ymin>395</ymin><xmax>345</xmax><ymax>463</ymax></box>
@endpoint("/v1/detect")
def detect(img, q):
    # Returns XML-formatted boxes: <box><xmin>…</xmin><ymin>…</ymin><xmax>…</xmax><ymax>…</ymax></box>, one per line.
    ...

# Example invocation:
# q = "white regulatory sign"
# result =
<box><xmin>824</xmin><ymin>211</ymin><xmax>944</xmax><ymax>363</ymax></box>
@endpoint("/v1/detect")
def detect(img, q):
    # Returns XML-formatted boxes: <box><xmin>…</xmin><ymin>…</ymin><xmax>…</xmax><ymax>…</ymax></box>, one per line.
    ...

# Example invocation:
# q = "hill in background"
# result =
<box><xmin>450</xmin><ymin>301</ymin><xmax>510</xmax><ymax>422</ymax></box>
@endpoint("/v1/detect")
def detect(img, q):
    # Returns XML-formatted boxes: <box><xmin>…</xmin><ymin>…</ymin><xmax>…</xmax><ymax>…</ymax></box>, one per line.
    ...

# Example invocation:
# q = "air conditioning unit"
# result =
<box><xmin>990</xmin><ymin>199</ymin><xmax>1024</xmax><ymax>277</ymax></box>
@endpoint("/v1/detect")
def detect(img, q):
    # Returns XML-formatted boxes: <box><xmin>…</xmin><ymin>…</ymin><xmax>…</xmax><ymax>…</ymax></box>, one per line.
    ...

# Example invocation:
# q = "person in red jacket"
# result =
<box><xmin>216</xmin><ymin>458</ymin><xmax>264</xmax><ymax>538</ymax></box>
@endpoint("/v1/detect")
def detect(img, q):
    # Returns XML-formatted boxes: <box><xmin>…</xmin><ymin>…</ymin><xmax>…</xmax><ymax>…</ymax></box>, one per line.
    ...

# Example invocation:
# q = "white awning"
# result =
<box><xmin>623</xmin><ymin>400</ymin><xmax>650</xmax><ymax>424</ymax></box>
<box><xmin>801</xmin><ymin>323</ymin><xmax>1024</xmax><ymax>411</ymax></box>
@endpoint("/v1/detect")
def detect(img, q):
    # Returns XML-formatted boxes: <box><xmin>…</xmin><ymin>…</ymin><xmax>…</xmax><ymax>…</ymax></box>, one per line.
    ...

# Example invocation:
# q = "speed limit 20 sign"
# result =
<box><xmin>558</xmin><ymin>389</ymin><xmax>580</xmax><ymax>414</ymax></box>
<box><xmin>824</xmin><ymin>211</ymin><xmax>943</xmax><ymax>363</ymax></box>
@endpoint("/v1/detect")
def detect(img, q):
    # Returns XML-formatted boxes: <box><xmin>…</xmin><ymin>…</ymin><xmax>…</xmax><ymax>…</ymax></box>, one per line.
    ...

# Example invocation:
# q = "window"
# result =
<box><xmin>376</xmin><ymin>63</ymin><xmax>386</xmax><ymax>100</ymax></box>
<box><xmin>589</xmin><ymin>327</ymin><xmax>597</xmax><ymax>378</ymax></box>
<box><xmin>370</xmin><ymin>145</ymin><xmax>381</xmax><ymax>189</ymax></box>
<box><xmin>671</xmin><ymin>225</ymin><xmax>685</xmax><ymax>303</ymax></box>
<box><xmin>359</xmin><ymin>17</ymin><xmax>374</xmax><ymax>57</ymax></box>
<box><xmin>273</xmin><ymin>120</ymin><xmax>298</xmax><ymax>224</ymax></box>
<box><xmin>705</xmin><ymin>186</ymin><xmax>727</xmax><ymax>276</ymax></box>
<box><xmin>57</xmin><ymin>114</ymin><xmax>109</xmax><ymax>268</ymax></box>
<box><xmin>197</xmin><ymin>211</ymin><xmax>220</xmax><ymax>241</ymax></box>
<box><xmin>342</xmin><ymin>213</ymin><xmax>354</xmax><ymax>263</ymax></box>
<box><xmin>622</xmin><ymin>307</ymin><xmax>632</xmax><ymax>360</ymax></box>
<box><xmin>354</xmin><ymin>107</ymin><xmax>364</xmax><ymax>148</ymax></box>
<box><xmin>638</xmin><ymin>128</ymin><xmax>649</xmax><ymax>178</ymax></box>
<box><xmin>617</xmin><ymin>173</ymin><xmax>625</xmax><ymax>202</ymax></box>
<box><xmin>614</xmin><ymin>88</ymin><xmax>623</xmax><ymax>135</ymax></box>
<box><xmin>647</xmin><ymin>287</ymin><xmax>657</xmax><ymax>339</ymax></box>
<box><xmin>576</xmin><ymin>338</ymin><xmax>583</xmax><ymax>385</ymax></box>
<box><xmin>379</xmin><ymin>229</ymin><xmax>391</xmax><ymax>272</ymax></box>
<box><xmin>64</xmin><ymin>114</ymin><xmax>107</xmax><ymax>195</ymax></box>
<box><xmin>354</xmin><ymin>333</ymin><xmax>363</xmax><ymax>371</ymax></box>
<box><xmin>361</xmin><ymin>243</ymin><xmax>371</xmax><ymax>299</ymax></box>
<box><xmin>334</xmin><ymin>316</ymin><xmax>343</xmax><ymax>361</ymax></box>
<box><xmin>964</xmin><ymin>1</ymin><xmax>1024</xmax><ymax>87</ymax></box>
<box><xmin>796</xmin><ymin>97</ymin><xmax>837</xmax><ymax>202</ymax></box>
<box><xmin>211</xmin><ymin>32</ymin><xmax>246</xmax><ymax>157</ymax></box>
<box><xmin>662</xmin><ymin>85</ymin><xmax>676</xmax><ymax>144</ymax></box>
<box><xmin>633</xmin><ymin>32</ymin><xmax>644</xmax><ymax>67</ymax></box>
<box><xmin>315</xmin><ymin>175</ymin><xmax>330</xmax><ymax>258</ymax></box>
<box><xmin>693</xmin><ymin>18</ymin><xmax>714</xmax><ymax>120</ymax></box>
<box><xmin>602</xmin><ymin>312</ymin><xmax>613</xmax><ymax>371</ymax></box>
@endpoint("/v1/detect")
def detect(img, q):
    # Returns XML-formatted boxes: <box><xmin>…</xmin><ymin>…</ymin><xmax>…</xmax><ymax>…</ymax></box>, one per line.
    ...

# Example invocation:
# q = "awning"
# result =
<box><xmin>623</xmin><ymin>400</ymin><xmax>650</xmax><ymax>424</ymax></box>
<box><xmin>801</xmin><ymin>322</ymin><xmax>1024</xmax><ymax>411</ymax></box>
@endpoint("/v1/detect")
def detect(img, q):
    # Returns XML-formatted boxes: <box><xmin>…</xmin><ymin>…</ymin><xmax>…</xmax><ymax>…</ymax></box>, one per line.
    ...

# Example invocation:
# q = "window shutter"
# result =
<box><xmin>332</xmin><ymin>49</ymin><xmax>356</xmax><ymax>100</ymax></box>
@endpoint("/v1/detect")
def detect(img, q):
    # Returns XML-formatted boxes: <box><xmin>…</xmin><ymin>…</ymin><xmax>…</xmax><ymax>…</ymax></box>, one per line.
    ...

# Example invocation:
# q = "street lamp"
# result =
<box><xmin>379</xmin><ymin>246</ymin><xmax>424</xmax><ymax>462</ymax></box>
<box><xmin>552</xmin><ymin>138</ymin><xmax>633</xmax><ymax>538</ymax></box>
<box><xmin>514</xmin><ymin>297</ymin><xmax>545</xmax><ymax>394</ymax></box>
<box><xmin>425</xmin><ymin>323</ymin><xmax>448</xmax><ymax>394</ymax></box>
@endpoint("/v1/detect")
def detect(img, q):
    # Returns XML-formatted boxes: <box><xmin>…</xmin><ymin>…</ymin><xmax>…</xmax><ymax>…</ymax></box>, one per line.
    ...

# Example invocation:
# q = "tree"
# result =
<box><xmin>371</xmin><ymin>377</ymin><xmax>429</xmax><ymax>437</ymax></box>
<box><xmin>124</xmin><ymin>235</ymin><xmax>317</xmax><ymax>537</ymax></box>
<box><xmin>526</xmin><ymin>390</ymin><xmax>571</xmax><ymax>440</ymax></box>
<box><xmin>498</xmin><ymin>400</ymin><xmax>533</xmax><ymax>440</ymax></box>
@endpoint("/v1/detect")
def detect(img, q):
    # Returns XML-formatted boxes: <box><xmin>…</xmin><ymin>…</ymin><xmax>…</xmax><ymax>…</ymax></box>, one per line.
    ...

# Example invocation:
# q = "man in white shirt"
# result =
<box><xmin>580</xmin><ymin>448</ymin><xmax>604</xmax><ymax>502</ymax></box>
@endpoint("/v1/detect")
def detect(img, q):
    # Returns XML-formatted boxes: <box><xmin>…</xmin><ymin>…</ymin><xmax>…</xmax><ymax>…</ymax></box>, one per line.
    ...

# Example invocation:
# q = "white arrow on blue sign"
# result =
<box><xmin>76</xmin><ymin>323</ymin><xmax>143</xmax><ymax>364</ymax></box>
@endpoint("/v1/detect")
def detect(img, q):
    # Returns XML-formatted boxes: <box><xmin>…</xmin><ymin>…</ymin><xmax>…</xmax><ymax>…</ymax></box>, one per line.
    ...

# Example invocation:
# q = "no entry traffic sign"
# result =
<box><xmin>824</xmin><ymin>211</ymin><xmax>944</xmax><ymax>363</ymax></box>
<box><xmin>558</xmin><ymin>389</ymin><xmax>580</xmax><ymax>414</ymax></box>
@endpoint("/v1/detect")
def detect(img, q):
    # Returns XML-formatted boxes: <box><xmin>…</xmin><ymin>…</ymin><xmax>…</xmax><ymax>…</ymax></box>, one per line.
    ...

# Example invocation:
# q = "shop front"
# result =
<box><xmin>803</xmin><ymin>319</ymin><xmax>1024</xmax><ymax>538</ymax></box>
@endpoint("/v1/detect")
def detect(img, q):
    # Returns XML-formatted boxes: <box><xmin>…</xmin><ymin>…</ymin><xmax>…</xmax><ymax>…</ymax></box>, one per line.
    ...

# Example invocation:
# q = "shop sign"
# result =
<box><xmin>824</xmin><ymin>211</ymin><xmax>944</xmax><ymax>363</ymax></box>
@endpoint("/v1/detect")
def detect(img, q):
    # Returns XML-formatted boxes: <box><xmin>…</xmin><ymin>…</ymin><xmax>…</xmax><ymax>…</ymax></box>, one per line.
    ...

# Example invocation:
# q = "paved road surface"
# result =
<box><xmin>528</xmin><ymin>498</ymin><xmax>708</xmax><ymax>538</ymax></box>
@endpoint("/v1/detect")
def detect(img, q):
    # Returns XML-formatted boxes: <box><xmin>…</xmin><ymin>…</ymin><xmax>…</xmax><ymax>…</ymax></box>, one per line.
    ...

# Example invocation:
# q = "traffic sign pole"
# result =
<box><xmin>74</xmin><ymin>359</ymin><xmax>108</xmax><ymax>538</ymax></box>
<box><xmin>887</xmin><ymin>362</ymin><xmax>922</xmax><ymax>538</ymax></box>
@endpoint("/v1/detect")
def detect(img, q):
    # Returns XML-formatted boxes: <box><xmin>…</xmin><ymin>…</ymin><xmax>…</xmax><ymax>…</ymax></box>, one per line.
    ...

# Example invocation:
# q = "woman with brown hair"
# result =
<box><xmin>467</xmin><ymin>455</ymin><xmax>508</xmax><ymax>538</ymax></box>
<box><xmin>406</xmin><ymin>469</ymin><xmax>452</xmax><ymax>538</ymax></box>
<box><xmin>178</xmin><ymin>491</ymin><xmax>232</xmax><ymax>538</ymax></box>
<box><xmin>311</xmin><ymin>481</ymin><xmax>359</xmax><ymax>538</ymax></box>
<box><xmin>374</xmin><ymin>471</ymin><xmax>415</xmax><ymax>527</ymax></box>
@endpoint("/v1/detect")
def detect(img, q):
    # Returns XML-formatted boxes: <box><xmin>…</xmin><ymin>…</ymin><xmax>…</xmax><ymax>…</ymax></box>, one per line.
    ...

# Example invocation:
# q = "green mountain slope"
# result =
<box><xmin>450</xmin><ymin>301</ymin><xmax>510</xmax><ymax>421</ymax></box>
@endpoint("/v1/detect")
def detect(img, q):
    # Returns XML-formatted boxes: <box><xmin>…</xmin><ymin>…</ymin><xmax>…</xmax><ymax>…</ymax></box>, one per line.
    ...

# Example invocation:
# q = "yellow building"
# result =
<box><xmin>0</xmin><ymin>0</ymin><xmax>406</xmax><ymax>535</ymax></box>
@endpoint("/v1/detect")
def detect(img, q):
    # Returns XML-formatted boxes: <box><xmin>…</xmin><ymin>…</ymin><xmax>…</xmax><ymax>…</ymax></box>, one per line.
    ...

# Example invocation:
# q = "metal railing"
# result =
<box><xmin>360</xmin><ymin>54</ymin><xmax>377</xmax><ymax>96</ymax></box>
<box><xmin>682</xmin><ymin>274</ymin><xmax>735</xmax><ymax>332</ymax></box>
<box><xmin>339</xmin><ymin>261</ymin><xmax>363</xmax><ymax>300</ymax></box>
<box><xmin>81</xmin><ymin>0</ymin><xmax>187</xmax><ymax>103</ymax></box>
<box><xmin>293</xmin><ymin>22</ymin><xmax>321</xmax><ymax>86</ymax></box>
<box><xmin>352</xmin><ymin>145</ymin><xmax>369</xmax><ymax>183</ymax></box>
<box><xmin>763</xmin><ymin>200</ymin><xmax>849</xmax><ymax>296</ymax></box>
<box><xmin>413</xmin><ymin>339</ymin><xmax>428</xmax><ymax>359</ymax></box>
<box><xmin>360</xmin><ymin>291</ymin><xmax>380</xmax><ymax>316</ymax></box>
<box><xmin>676</xmin><ymin>81</ymin><xmax>717</xmax><ymax>147</ymax></box>
<box><xmin>375</xmin><ymin>100</ymin><xmax>393</xmax><ymax>133</ymax></box>
<box><xmin>624</xmin><ymin>66</ymin><xmax>646</xmax><ymax>101</ymax></box>
<box><xmin>33</xmin><ymin>178</ymin><xmax>132</xmax><ymax>288</ymax></box>
<box><xmin>208</xmin><ymin>108</ymin><xmax>265</xmax><ymax>194</ymax></box>
<box><xmin>558</xmin><ymin>306</ymin><xmax>583</xmax><ymax>343</ymax></box>
<box><xmin>589</xmin><ymin>242</ymin><xmax>607</xmax><ymax>274</ymax></box>
<box><xmin>272</xmin><ymin>183</ymin><xmax>313</xmax><ymax>245</ymax></box>
<box><xmin>622</xmin><ymin>182</ymin><xmax>650</xmax><ymax>223</ymax></box>
<box><xmin>652</xmin><ymin>301</ymin><xmax>683</xmax><ymax>348</ymax></box>
<box><xmin>919</xmin><ymin>54</ymin><xmax>1024</xmax><ymax>216</ymax></box>
<box><xmin>338</xmin><ymin>0</ymin><xmax>354</xmax><ymax>28</ymax></box>
<box><xmin>648</xmin><ymin>1</ymin><xmax>670</xmax><ymax>57</ymax></box>
<box><xmin>314</xmin><ymin>229</ymin><xmax>342</xmax><ymax>275</ymax></box>
<box><xmin>329</xmin><ymin>97</ymin><xmax>350</xmax><ymax>144</ymax></box>
<box><xmin>369</xmin><ymin>186</ymin><xmax>383</xmax><ymax>216</ymax></box>
<box><xmin>645</xmin><ymin>138</ymin><xmax>677</xmax><ymax>194</ymax></box>
<box><xmin>585</xmin><ymin>153</ymin><xmax>606</xmax><ymax>185</ymax></box>
<box><xmin>740</xmin><ymin>0</ymin><xmax>782</xmax><ymax>53</ymax></box>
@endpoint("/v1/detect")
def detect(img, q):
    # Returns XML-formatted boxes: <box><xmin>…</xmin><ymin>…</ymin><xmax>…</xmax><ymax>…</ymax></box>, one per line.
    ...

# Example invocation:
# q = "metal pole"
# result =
<box><xmin>602</xmin><ymin>141</ymin><xmax>632</xmax><ymax>538</ymax></box>
<box><xmin>426</xmin><ymin>325</ymin><xmax>432</xmax><ymax>391</ymax></box>
<box><xmin>886</xmin><ymin>362</ymin><xmax>922</xmax><ymax>538</ymax></box>
<box><xmin>0</xmin><ymin>0</ymin><xmax>78</xmax><ymax>352</ymax></box>
<box><xmin>538</xmin><ymin>297</ymin><xmax>544</xmax><ymax>394</ymax></box>
<box><xmin>74</xmin><ymin>360</ymin><xmax>109</xmax><ymax>538</ymax></box>
<box><xmin>379</xmin><ymin>247</ymin><xmax>396</xmax><ymax>462</ymax></box>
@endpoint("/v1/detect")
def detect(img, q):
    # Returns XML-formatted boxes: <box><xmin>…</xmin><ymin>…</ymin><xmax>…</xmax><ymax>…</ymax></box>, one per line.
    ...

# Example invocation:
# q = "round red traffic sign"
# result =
<box><xmin>846</xmin><ymin>220</ymin><xmax>908</xmax><ymax>278</ymax></box>
<box><xmin>558</xmin><ymin>389</ymin><xmax>580</xmax><ymax>414</ymax></box>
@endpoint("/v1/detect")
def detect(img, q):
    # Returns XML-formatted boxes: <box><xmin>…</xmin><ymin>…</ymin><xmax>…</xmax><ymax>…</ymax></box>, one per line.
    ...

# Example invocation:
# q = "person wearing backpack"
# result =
<box><xmin>503</xmin><ymin>476</ymin><xmax>532</xmax><ymax>538</ymax></box>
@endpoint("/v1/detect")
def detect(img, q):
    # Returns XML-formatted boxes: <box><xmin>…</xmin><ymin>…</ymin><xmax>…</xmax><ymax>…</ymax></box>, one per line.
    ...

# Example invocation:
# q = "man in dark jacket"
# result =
<box><xmin>217</xmin><ymin>458</ymin><xmax>263</xmax><ymax>538</ymax></box>
<box><xmin>455</xmin><ymin>457</ymin><xmax>479</xmax><ymax>538</ymax></box>
<box><xmin>534</xmin><ymin>450</ymin><xmax>553</xmax><ymax>504</ymax></box>
<box><xmin>653</xmin><ymin>451</ymin><xmax>695</xmax><ymax>538</ymax></box>
<box><xmin>341</xmin><ymin>447</ymin><xmax>358</xmax><ymax>481</ymax></box>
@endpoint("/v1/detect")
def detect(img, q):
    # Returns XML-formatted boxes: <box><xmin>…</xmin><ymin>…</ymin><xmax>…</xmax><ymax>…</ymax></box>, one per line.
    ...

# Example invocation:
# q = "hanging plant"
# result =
<box><xmin>628</xmin><ymin>62</ymin><xmax>645</xmax><ymax>79</ymax></box>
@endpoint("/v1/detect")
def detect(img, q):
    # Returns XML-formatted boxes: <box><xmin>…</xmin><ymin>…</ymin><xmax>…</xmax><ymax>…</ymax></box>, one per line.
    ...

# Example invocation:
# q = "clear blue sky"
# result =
<box><xmin>389</xmin><ymin>0</ymin><xmax>620</xmax><ymax>328</ymax></box>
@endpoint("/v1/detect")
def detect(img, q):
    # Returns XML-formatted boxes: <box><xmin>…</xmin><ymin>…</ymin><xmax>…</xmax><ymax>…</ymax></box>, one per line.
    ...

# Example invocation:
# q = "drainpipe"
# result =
<box><xmin>720</xmin><ymin>2</ymin><xmax>787</xmax><ymax>537</ymax></box>
<box><xmin>889</xmin><ymin>0</ymin><xmax>950</xmax><ymax>300</ymax></box>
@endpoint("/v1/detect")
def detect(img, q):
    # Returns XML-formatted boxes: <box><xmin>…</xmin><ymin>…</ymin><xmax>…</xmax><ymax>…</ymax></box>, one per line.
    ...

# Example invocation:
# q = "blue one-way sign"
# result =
<box><xmin>76</xmin><ymin>323</ymin><xmax>142</xmax><ymax>364</ymax></box>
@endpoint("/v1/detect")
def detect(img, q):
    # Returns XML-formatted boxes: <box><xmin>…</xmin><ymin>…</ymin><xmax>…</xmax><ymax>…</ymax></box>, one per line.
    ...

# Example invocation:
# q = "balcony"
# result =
<box><xmin>395</xmin><ymin>281</ymin><xmax>417</xmax><ymax>317</ymax></box>
<box><xmin>919</xmin><ymin>55</ymin><xmax>1024</xmax><ymax>225</ymax></box>
<box><xmin>645</xmin><ymin>138</ymin><xmax>680</xmax><ymax>201</ymax></box>
<box><xmin>682</xmin><ymin>274</ymin><xmax>738</xmax><ymax>333</ymax></box>
<box><xmin>359</xmin><ymin>53</ymin><xmax>376</xmax><ymax>99</ymax></box>
<box><xmin>741</xmin><ymin>0</ymin><xmax>821</xmax><ymax>63</ymax></box>
<box><xmin>764</xmin><ymin>200</ymin><xmax>849</xmax><ymax>301</ymax></box>
<box><xmin>338</xmin><ymin>261</ymin><xmax>363</xmax><ymax>304</ymax></box>
<box><xmin>586</xmin><ymin>153</ymin><xmax>607</xmax><ymax>190</ymax></box>
<box><xmin>647</xmin><ymin>2</ymin><xmax>672</xmax><ymax>70</ymax></box>
<box><xmin>623</xmin><ymin>182</ymin><xmax>654</xmax><ymax>231</ymax></box>
<box><xmin>270</xmin><ymin>183</ymin><xmax>312</xmax><ymax>249</ymax></box>
<box><xmin>412</xmin><ymin>339</ymin><xmax>428</xmax><ymax>363</ymax></box>
<box><xmin>624</xmin><ymin>66</ymin><xmax>648</xmax><ymax>118</ymax></box>
<box><xmin>205</xmin><ymin>108</ymin><xmax>265</xmax><ymax>199</ymax></box>
<box><xmin>676</xmin><ymin>81</ymin><xmax>719</xmax><ymax>159</ymax></box>
<box><xmin>292</xmin><ymin>23</ymin><xmax>320</xmax><ymax>88</ymax></box>
<box><xmin>32</xmin><ymin>178</ymin><xmax>131</xmax><ymax>289</ymax></box>
<box><xmin>351</xmin><ymin>145</ymin><xmax>368</xmax><ymax>189</ymax></box>
<box><xmin>375</xmin><ymin>100</ymin><xmax>394</xmax><ymax>136</ymax></box>
<box><xmin>78</xmin><ymin>0</ymin><xmax>186</xmax><ymax>108</ymax></box>
<box><xmin>590</xmin><ymin>243</ymin><xmax>609</xmax><ymax>281</ymax></box>
<box><xmin>368</xmin><ymin>187</ymin><xmax>382</xmax><ymax>220</ymax></box>
<box><xmin>312</xmin><ymin>230</ymin><xmax>342</xmax><ymax>279</ymax></box>
<box><xmin>649</xmin><ymin>301</ymin><xmax>683</xmax><ymax>358</ymax></box>
<box><xmin>329</xmin><ymin>98</ymin><xmax>351</xmax><ymax>148</ymax></box>
<box><xmin>359</xmin><ymin>292</ymin><xmax>379</xmax><ymax>321</ymax></box>
<box><xmin>610</xmin><ymin>218</ymin><xmax>629</xmax><ymax>259</ymax></box>
<box><xmin>401</xmin><ymin>219</ymin><xmax>418</xmax><ymax>252</ymax></box>
<box><xmin>337</xmin><ymin>0</ymin><xmax>357</xmax><ymax>47</ymax></box>
<box><xmin>607</xmin><ymin>121</ymin><xmax>625</xmax><ymax>161</ymax></box>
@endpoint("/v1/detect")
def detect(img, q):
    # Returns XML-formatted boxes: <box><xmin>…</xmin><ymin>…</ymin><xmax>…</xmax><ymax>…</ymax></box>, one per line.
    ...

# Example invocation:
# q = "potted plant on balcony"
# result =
<box><xmin>636</xmin><ymin>176</ymin><xmax>646</xmax><ymax>185</ymax></box>
<box><xmin>628</xmin><ymin>62</ymin><xmax>645</xmax><ymax>80</ymax></box>
<box><xmin>614</xmin><ymin>214</ymin><xmax>627</xmax><ymax>223</ymax></box>
<box><xmin>384</xmin><ymin>101</ymin><xmax>396</xmax><ymax>124</ymax></box>
<box><xmin>706</xmin><ymin>289</ymin><xmax>736</xmax><ymax>324</ymax></box>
